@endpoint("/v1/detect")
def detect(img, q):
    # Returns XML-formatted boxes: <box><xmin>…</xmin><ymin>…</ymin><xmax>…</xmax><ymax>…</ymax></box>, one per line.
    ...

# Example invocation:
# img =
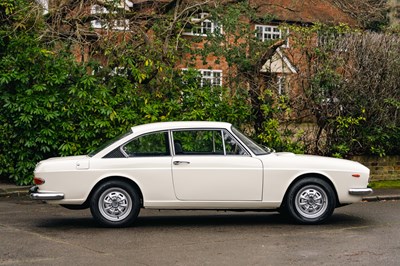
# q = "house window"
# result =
<box><xmin>90</xmin><ymin>5</ymin><xmax>129</xmax><ymax>31</ymax></box>
<box><xmin>91</xmin><ymin>1</ymin><xmax>133</xmax><ymax>11</ymax></box>
<box><xmin>255</xmin><ymin>25</ymin><xmax>288</xmax><ymax>47</ymax></box>
<box><xmin>184</xmin><ymin>13</ymin><xmax>222</xmax><ymax>36</ymax></box>
<box><xmin>36</xmin><ymin>0</ymin><xmax>49</xmax><ymax>14</ymax></box>
<box><xmin>200</xmin><ymin>69</ymin><xmax>222</xmax><ymax>87</ymax></box>
<box><xmin>110</xmin><ymin>66</ymin><xmax>128</xmax><ymax>77</ymax></box>
<box><xmin>277</xmin><ymin>76</ymin><xmax>287</xmax><ymax>95</ymax></box>
<box><xmin>91</xmin><ymin>4</ymin><xmax>109</xmax><ymax>30</ymax></box>
<box><xmin>112</xmin><ymin>19</ymin><xmax>130</xmax><ymax>31</ymax></box>
<box><xmin>92</xmin><ymin>66</ymin><xmax>128</xmax><ymax>78</ymax></box>
<box><xmin>181</xmin><ymin>69</ymin><xmax>222</xmax><ymax>87</ymax></box>
<box><xmin>91</xmin><ymin>4</ymin><xmax>110</xmax><ymax>15</ymax></box>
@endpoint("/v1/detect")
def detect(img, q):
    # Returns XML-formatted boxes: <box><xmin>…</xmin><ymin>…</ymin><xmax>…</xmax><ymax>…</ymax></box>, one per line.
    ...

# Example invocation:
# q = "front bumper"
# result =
<box><xmin>349</xmin><ymin>188</ymin><xmax>373</xmax><ymax>196</ymax></box>
<box><xmin>29</xmin><ymin>186</ymin><xmax>65</xmax><ymax>200</ymax></box>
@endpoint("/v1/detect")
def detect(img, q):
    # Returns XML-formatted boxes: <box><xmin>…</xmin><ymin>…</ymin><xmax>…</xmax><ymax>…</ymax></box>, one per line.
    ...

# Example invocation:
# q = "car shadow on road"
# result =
<box><xmin>135</xmin><ymin>212</ymin><xmax>368</xmax><ymax>228</ymax></box>
<box><xmin>35</xmin><ymin>211</ymin><xmax>369</xmax><ymax>229</ymax></box>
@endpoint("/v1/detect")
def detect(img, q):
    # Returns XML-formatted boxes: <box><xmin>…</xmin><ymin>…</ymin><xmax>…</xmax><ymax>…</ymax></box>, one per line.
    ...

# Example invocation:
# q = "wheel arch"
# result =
<box><xmin>85</xmin><ymin>176</ymin><xmax>144</xmax><ymax>208</ymax></box>
<box><xmin>281</xmin><ymin>173</ymin><xmax>339</xmax><ymax>209</ymax></box>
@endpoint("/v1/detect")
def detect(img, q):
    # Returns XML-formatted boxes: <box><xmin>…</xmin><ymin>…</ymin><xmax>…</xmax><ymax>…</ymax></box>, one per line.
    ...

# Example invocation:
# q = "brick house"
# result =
<box><xmin>38</xmin><ymin>0</ymin><xmax>357</xmax><ymax>99</ymax></box>
<box><xmin>177</xmin><ymin>0</ymin><xmax>358</xmax><ymax>99</ymax></box>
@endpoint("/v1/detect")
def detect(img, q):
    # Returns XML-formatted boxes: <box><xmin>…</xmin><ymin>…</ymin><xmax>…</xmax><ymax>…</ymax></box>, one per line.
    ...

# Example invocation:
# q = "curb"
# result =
<box><xmin>0</xmin><ymin>186</ymin><xmax>30</xmax><ymax>198</ymax></box>
<box><xmin>362</xmin><ymin>195</ymin><xmax>400</xmax><ymax>202</ymax></box>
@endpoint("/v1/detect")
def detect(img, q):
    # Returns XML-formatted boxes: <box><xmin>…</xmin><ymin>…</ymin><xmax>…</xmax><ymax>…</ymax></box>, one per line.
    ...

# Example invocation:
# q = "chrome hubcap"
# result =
<box><xmin>295</xmin><ymin>185</ymin><xmax>328</xmax><ymax>219</ymax></box>
<box><xmin>99</xmin><ymin>188</ymin><xmax>132</xmax><ymax>222</ymax></box>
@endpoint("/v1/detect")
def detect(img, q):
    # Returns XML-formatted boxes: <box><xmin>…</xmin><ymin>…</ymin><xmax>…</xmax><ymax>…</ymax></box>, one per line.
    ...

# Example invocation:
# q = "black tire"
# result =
<box><xmin>90</xmin><ymin>180</ymin><xmax>141</xmax><ymax>227</ymax></box>
<box><xmin>285</xmin><ymin>177</ymin><xmax>336</xmax><ymax>224</ymax></box>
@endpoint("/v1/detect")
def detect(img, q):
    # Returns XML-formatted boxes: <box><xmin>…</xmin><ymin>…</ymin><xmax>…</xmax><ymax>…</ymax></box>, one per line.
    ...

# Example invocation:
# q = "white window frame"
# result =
<box><xmin>92</xmin><ymin>66</ymin><xmax>127</xmax><ymax>78</ymax></box>
<box><xmin>255</xmin><ymin>24</ymin><xmax>289</xmax><ymax>47</ymax></box>
<box><xmin>277</xmin><ymin>76</ymin><xmax>288</xmax><ymax>95</ymax></box>
<box><xmin>90</xmin><ymin>20</ymin><xmax>102</xmax><ymax>29</ymax></box>
<box><xmin>183</xmin><ymin>13</ymin><xmax>222</xmax><ymax>36</ymax></box>
<box><xmin>91</xmin><ymin>4</ymin><xmax>110</xmax><ymax>30</ymax></box>
<box><xmin>35</xmin><ymin>0</ymin><xmax>49</xmax><ymax>14</ymax></box>
<box><xmin>110</xmin><ymin>66</ymin><xmax>127</xmax><ymax>77</ymax></box>
<box><xmin>90</xmin><ymin>5</ymin><xmax>130</xmax><ymax>31</ymax></box>
<box><xmin>112</xmin><ymin>19</ymin><xmax>130</xmax><ymax>31</ymax></box>
<box><xmin>181</xmin><ymin>68</ymin><xmax>223</xmax><ymax>87</ymax></box>
<box><xmin>199</xmin><ymin>69</ymin><xmax>222</xmax><ymax>87</ymax></box>
<box><xmin>92</xmin><ymin>1</ymin><xmax>133</xmax><ymax>11</ymax></box>
<box><xmin>91</xmin><ymin>19</ymin><xmax>129</xmax><ymax>31</ymax></box>
<box><xmin>91</xmin><ymin>4</ymin><xmax>110</xmax><ymax>15</ymax></box>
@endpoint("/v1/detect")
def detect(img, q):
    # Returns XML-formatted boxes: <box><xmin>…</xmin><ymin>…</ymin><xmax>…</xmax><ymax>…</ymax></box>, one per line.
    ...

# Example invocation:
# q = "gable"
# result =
<box><xmin>261</xmin><ymin>48</ymin><xmax>297</xmax><ymax>74</ymax></box>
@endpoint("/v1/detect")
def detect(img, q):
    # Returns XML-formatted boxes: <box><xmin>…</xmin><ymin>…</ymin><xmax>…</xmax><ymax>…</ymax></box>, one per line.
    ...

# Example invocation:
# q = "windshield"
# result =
<box><xmin>232</xmin><ymin>126</ymin><xmax>273</xmax><ymax>155</ymax></box>
<box><xmin>88</xmin><ymin>131</ymin><xmax>132</xmax><ymax>157</ymax></box>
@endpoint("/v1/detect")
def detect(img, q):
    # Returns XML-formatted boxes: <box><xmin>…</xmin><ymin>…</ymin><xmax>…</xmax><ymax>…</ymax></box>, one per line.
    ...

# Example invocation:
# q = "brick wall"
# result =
<box><xmin>352</xmin><ymin>156</ymin><xmax>400</xmax><ymax>181</ymax></box>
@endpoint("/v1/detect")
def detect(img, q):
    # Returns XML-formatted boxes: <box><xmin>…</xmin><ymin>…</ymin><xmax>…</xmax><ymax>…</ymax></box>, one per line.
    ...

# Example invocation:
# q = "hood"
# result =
<box><xmin>263</xmin><ymin>152</ymin><xmax>369</xmax><ymax>173</ymax></box>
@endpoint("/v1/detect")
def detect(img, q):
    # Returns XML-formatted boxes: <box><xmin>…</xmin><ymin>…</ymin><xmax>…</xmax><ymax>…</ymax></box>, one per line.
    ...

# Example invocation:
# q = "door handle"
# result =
<box><xmin>173</xmin><ymin>161</ymin><xmax>190</xmax><ymax>165</ymax></box>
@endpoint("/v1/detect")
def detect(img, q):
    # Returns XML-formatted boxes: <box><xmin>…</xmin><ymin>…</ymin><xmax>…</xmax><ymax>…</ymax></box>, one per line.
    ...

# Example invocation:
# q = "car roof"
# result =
<box><xmin>130</xmin><ymin>121</ymin><xmax>233</xmax><ymax>135</ymax></box>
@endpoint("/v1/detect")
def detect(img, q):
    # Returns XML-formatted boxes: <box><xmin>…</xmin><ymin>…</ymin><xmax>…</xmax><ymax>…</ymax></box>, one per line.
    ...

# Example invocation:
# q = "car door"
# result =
<box><xmin>171</xmin><ymin>129</ymin><xmax>263</xmax><ymax>201</ymax></box>
<box><xmin>118</xmin><ymin>131</ymin><xmax>175</xmax><ymax>200</ymax></box>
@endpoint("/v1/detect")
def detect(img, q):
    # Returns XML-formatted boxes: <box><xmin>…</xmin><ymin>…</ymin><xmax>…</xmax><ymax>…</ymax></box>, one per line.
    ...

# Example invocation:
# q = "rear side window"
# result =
<box><xmin>122</xmin><ymin>131</ymin><xmax>170</xmax><ymax>157</ymax></box>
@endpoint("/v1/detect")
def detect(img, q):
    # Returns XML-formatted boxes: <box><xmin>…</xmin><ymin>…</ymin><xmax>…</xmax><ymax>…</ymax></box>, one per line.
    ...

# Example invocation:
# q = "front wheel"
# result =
<box><xmin>90</xmin><ymin>180</ymin><xmax>141</xmax><ymax>227</ymax></box>
<box><xmin>285</xmin><ymin>178</ymin><xmax>336</xmax><ymax>224</ymax></box>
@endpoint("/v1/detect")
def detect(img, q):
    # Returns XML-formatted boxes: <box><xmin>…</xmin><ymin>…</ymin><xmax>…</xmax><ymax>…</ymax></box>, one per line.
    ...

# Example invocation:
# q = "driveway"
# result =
<box><xmin>0</xmin><ymin>197</ymin><xmax>399</xmax><ymax>265</ymax></box>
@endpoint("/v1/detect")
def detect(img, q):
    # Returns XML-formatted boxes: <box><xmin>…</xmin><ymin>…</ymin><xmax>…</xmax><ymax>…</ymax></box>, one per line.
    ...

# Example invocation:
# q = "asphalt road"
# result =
<box><xmin>0</xmin><ymin>197</ymin><xmax>399</xmax><ymax>266</ymax></box>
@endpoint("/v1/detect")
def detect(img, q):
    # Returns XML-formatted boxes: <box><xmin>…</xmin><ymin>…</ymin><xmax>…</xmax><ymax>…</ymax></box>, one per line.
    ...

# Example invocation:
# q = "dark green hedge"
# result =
<box><xmin>0</xmin><ymin>31</ymin><xmax>254</xmax><ymax>184</ymax></box>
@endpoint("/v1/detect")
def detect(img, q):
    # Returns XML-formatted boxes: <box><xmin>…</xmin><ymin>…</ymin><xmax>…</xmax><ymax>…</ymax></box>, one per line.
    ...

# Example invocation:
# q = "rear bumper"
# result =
<box><xmin>29</xmin><ymin>186</ymin><xmax>64</xmax><ymax>200</ymax></box>
<box><xmin>349</xmin><ymin>188</ymin><xmax>373</xmax><ymax>196</ymax></box>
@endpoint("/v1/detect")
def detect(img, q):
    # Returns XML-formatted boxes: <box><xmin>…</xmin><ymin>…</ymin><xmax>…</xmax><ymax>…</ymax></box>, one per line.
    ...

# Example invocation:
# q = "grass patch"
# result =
<box><xmin>369</xmin><ymin>180</ymin><xmax>400</xmax><ymax>189</ymax></box>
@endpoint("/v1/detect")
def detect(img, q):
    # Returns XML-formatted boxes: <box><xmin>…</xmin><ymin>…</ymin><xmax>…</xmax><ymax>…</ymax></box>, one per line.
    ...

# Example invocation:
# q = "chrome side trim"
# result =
<box><xmin>29</xmin><ymin>186</ymin><xmax>64</xmax><ymax>200</ymax></box>
<box><xmin>349</xmin><ymin>188</ymin><xmax>373</xmax><ymax>196</ymax></box>
<box><xmin>30</xmin><ymin>193</ymin><xmax>64</xmax><ymax>200</ymax></box>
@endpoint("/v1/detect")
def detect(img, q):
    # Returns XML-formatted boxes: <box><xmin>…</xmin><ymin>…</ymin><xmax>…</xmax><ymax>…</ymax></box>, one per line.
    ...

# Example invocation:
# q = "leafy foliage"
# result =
<box><xmin>289</xmin><ymin>24</ymin><xmax>400</xmax><ymax>157</ymax></box>
<box><xmin>2</xmin><ymin>0</ymin><xmax>399</xmax><ymax>186</ymax></box>
<box><xmin>0</xmin><ymin>4</ymin><xmax>253</xmax><ymax>185</ymax></box>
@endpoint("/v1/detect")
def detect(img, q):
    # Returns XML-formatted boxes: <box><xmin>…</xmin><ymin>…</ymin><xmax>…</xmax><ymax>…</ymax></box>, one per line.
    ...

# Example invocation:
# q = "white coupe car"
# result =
<box><xmin>30</xmin><ymin>121</ymin><xmax>372</xmax><ymax>227</ymax></box>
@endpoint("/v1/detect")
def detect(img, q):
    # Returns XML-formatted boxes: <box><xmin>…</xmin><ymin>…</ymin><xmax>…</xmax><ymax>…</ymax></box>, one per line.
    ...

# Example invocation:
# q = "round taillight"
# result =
<box><xmin>33</xmin><ymin>177</ymin><xmax>45</xmax><ymax>185</ymax></box>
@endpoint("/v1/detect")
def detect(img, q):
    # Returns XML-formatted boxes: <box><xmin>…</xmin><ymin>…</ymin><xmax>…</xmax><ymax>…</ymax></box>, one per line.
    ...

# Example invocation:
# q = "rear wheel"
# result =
<box><xmin>285</xmin><ymin>178</ymin><xmax>336</xmax><ymax>224</ymax></box>
<box><xmin>90</xmin><ymin>180</ymin><xmax>141</xmax><ymax>227</ymax></box>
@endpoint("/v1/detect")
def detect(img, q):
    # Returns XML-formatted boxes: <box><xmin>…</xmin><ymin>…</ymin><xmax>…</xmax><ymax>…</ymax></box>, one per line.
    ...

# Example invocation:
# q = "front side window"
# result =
<box><xmin>231</xmin><ymin>127</ymin><xmax>272</xmax><ymax>155</ymax></box>
<box><xmin>122</xmin><ymin>131</ymin><xmax>170</xmax><ymax>157</ymax></box>
<box><xmin>223</xmin><ymin>131</ymin><xmax>248</xmax><ymax>155</ymax></box>
<box><xmin>173</xmin><ymin>130</ymin><xmax>224</xmax><ymax>155</ymax></box>
<box><xmin>172</xmin><ymin>129</ymin><xmax>248</xmax><ymax>155</ymax></box>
